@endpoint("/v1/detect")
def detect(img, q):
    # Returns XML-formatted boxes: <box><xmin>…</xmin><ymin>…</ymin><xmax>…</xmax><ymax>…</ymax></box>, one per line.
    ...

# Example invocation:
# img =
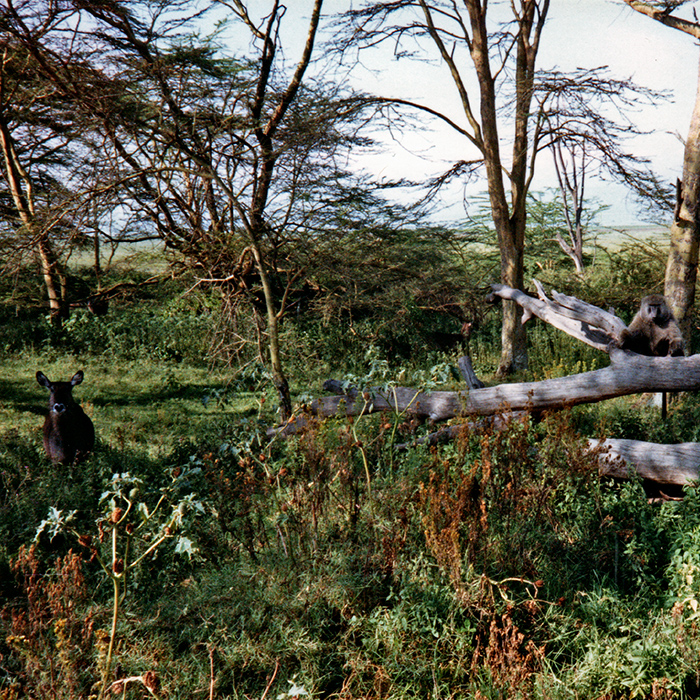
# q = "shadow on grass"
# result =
<box><xmin>0</xmin><ymin>377</ymin><xmax>49</xmax><ymax>416</ymax></box>
<box><xmin>91</xmin><ymin>381</ymin><xmax>234</xmax><ymax>408</ymax></box>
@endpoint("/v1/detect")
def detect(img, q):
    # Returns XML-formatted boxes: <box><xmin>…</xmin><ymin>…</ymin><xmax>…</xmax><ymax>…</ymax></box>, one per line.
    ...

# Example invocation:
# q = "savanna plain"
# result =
<box><xmin>4</xmin><ymin>237</ymin><xmax>700</xmax><ymax>700</ymax></box>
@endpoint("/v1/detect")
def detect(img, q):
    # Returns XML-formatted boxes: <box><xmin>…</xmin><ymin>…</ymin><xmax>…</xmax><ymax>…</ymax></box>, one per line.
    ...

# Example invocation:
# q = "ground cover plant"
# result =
<box><xmin>2</xmin><ymin>240</ymin><xmax>700</xmax><ymax>699</ymax></box>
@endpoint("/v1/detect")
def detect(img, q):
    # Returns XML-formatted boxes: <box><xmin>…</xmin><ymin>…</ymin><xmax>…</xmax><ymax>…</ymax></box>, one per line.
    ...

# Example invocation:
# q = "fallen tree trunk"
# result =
<box><xmin>592</xmin><ymin>439</ymin><xmax>700</xmax><ymax>486</ymax></box>
<box><xmin>396</xmin><ymin>430</ymin><xmax>700</xmax><ymax>486</ymax></box>
<box><xmin>268</xmin><ymin>283</ymin><xmax>700</xmax><ymax>486</ymax></box>
<box><xmin>269</xmin><ymin>408</ymin><xmax>700</xmax><ymax>486</ymax></box>
<box><xmin>309</xmin><ymin>349</ymin><xmax>700</xmax><ymax>421</ymax></box>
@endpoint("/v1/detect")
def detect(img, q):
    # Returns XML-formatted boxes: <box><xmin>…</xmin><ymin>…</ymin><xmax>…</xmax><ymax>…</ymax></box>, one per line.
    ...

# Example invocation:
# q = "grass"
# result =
<box><xmin>3</xmin><ymin>263</ymin><xmax>700</xmax><ymax>697</ymax></box>
<box><xmin>0</xmin><ymin>352</ymin><xmax>264</xmax><ymax>460</ymax></box>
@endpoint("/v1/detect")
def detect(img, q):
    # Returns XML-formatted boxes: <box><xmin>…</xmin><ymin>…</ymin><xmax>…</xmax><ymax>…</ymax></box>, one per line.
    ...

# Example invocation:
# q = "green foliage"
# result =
<box><xmin>4</xmin><ymin>231</ymin><xmax>700</xmax><ymax>699</ymax></box>
<box><xmin>6</xmin><ymin>373</ymin><xmax>700</xmax><ymax>699</ymax></box>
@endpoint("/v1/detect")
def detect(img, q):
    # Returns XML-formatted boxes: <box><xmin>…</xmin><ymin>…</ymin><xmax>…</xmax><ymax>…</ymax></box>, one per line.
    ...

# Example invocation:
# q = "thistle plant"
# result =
<box><xmin>35</xmin><ymin>467</ymin><xmax>204</xmax><ymax>699</ymax></box>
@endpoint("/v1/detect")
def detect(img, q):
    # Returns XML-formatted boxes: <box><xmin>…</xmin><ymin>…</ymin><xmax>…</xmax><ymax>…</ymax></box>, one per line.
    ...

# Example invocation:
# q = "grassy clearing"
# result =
<box><xmin>0</xmin><ymin>353</ymin><xmax>257</xmax><ymax>459</ymax></box>
<box><xmin>3</xmin><ymin>237</ymin><xmax>700</xmax><ymax>698</ymax></box>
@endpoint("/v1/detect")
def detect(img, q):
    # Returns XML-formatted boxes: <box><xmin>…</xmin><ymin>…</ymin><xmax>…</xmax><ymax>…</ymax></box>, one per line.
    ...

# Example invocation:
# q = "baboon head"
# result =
<box><xmin>640</xmin><ymin>294</ymin><xmax>672</xmax><ymax>326</ymax></box>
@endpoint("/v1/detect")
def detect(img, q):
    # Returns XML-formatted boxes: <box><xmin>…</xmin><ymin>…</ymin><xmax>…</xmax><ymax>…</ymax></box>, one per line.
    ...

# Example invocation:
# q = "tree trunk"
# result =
<box><xmin>303</xmin><ymin>350</ymin><xmax>700</xmax><ymax>423</ymax></box>
<box><xmin>621</xmin><ymin>2</ymin><xmax>700</xmax><ymax>352</ymax></box>
<box><xmin>249</xmin><ymin>239</ymin><xmax>292</xmax><ymax>420</ymax></box>
<box><xmin>488</xmin><ymin>280</ymin><xmax>627</xmax><ymax>351</ymax></box>
<box><xmin>0</xmin><ymin>113</ymin><xmax>65</xmax><ymax>327</ymax></box>
<box><xmin>497</xmin><ymin>236</ymin><xmax>528</xmax><ymax>375</ymax></box>
<box><xmin>665</xmin><ymin>49</ymin><xmax>700</xmax><ymax>347</ymax></box>
<box><xmin>591</xmin><ymin>438</ymin><xmax>700</xmax><ymax>486</ymax></box>
<box><xmin>468</xmin><ymin>0</ymin><xmax>535</xmax><ymax>377</ymax></box>
<box><xmin>37</xmin><ymin>236</ymin><xmax>66</xmax><ymax>328</ymax></box>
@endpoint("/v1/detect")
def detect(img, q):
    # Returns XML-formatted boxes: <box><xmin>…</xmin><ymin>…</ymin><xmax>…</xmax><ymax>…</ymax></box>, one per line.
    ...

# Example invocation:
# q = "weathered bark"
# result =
<box><xmin>403</xmin><ymin>429</ymin><xmax>700</xmax><ymax>486</ymax></box>
<box><xmin>268</xmin><ymin>285</ymin><xmax>700</xmax><ymax>487</ymax></box>
<box><xmin>304</xmin><ymin>351</ymin><xmax>699</xmax><ymax>422</ymax></box>
<box><xmin>457</xmin><ymin>355</ymin><xmax>485</xmax><ymax>389</ymax></box>
<box><xmin>622</xmin><ymin>1</ymin><xmax>700</xmax><ymax>349</ymax></box>
<box><xmin>287</xmin><ymin>287</ymin><xmax>693</xmax><ymax>425</ymax></box>
<box><xmin>665</xmin><ymin>53</ymin><xmax>700</xmax><ymax>343</ymax></box>
<box><xmin>591</xmin><ymin>438</ymin><xmax>700</xmax><ymax>486</ymax></box>
<box><xmin>271</xmin><ymin>377</ymin><xmax>700</xmax><ymax>487</ymax></box>
<box><xmin>488</xmin><ymin>280</ymin><xmax>627</xmax><ymax>351</ymax></box>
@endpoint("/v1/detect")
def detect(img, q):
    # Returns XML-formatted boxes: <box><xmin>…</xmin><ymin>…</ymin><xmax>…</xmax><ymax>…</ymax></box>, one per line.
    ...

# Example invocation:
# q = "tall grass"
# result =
<box><xmin>3</xmin><ymin>247</ymin><xmax>700</xmax><ymax>698</ymax></box>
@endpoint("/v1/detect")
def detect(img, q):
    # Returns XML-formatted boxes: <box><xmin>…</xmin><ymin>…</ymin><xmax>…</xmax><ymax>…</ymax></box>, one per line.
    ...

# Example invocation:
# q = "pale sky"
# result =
<box><xmin>223</xmin><ymin>1</ymin><xmax>700</xmax><ymax>226</ymax></box>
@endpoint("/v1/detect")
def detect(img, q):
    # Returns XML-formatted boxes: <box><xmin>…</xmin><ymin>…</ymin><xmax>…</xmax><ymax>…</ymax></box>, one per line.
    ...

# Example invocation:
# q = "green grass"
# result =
<box><xmin>4</xmin><ymin>242</ymin><xmax>700</xmax><ymax>698</ymax></box>
<box><xmin>0</xmin><ymin>352</ymin><xmax>263</xmax><ymax>460</ymax></box>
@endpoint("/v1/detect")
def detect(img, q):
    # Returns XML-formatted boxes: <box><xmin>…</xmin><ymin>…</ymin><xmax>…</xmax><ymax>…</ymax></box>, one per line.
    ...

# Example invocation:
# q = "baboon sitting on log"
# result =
<box><xmin>619</xmin><ymin>294</ymin><xmax>685</xmax><ymax>357</ymax></box>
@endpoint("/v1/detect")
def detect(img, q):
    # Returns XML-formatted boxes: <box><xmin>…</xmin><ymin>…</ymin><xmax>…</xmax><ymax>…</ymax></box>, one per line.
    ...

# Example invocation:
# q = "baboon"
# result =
<box><xmin>619</xmin><ymin>294</ymin><xmax>685</xmax><ymax>357</ymax></box>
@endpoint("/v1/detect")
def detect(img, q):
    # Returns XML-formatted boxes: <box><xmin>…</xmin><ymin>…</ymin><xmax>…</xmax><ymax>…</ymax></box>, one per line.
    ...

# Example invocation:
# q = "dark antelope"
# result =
<box><xmin>36</xmin><ymin>370</ymin><xmax>95</xmax><ymax>464</ymax></box>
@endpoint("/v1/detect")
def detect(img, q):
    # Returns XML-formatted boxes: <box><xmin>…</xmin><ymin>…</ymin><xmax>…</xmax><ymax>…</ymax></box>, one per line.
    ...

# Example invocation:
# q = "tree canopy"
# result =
<box><xmin>0</xmin><ymin>0</ymin><xmax>691</xmax><ymax>407</ymax></box>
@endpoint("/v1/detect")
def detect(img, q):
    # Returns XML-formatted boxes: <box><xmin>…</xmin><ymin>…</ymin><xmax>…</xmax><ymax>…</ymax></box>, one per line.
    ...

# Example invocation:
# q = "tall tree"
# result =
<box><xmin>340</xmin><ymin>1</ymin><xmax>549</xmax><ymax>376</ymax></box>
<box><xmin>622</xmin><ymin>0</ymin><xmax>700</xmax><ymax>345</ymax></box>
<box><xmin>535</xmin><ymin>68</ymin><xmax>670</xmax><ymax>273</ymax></box>
<box><xmin>1</xmin><ymin>0</ymin><xmax>365</xmax><ymax>419</ymax></box>
<box><xmin>340</xmin><ymin>3</ymin><xmax>674</xmax><ymax>373</ymax></box>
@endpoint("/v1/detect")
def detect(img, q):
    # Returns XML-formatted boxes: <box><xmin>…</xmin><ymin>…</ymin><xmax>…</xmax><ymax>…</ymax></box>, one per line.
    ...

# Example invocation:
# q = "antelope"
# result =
<box><xmin>36</xmin><ymin>370</ymin><xmax>95</xmax><ymax>464</ymax></box>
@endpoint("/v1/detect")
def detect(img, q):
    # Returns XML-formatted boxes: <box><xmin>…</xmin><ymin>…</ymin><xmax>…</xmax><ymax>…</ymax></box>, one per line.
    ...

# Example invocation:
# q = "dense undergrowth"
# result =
<box><xmin>2</xmin><ymin>245</ymin><xmax>700</xmax><ymax>698</ymax></box>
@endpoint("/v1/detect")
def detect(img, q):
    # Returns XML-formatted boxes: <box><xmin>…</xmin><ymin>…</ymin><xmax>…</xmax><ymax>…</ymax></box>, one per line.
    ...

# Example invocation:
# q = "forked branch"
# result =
<box><xmin>488</xmin><ymin>279</ymin><xmax>628</xmax><ymax>351</ymax></box>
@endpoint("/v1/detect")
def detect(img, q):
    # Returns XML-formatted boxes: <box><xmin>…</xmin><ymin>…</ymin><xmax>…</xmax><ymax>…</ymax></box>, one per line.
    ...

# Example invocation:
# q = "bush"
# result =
<box><xmin>6</xmin><ymin>233</ymin><xmax>700</xmax><ymax>698</ymax></box>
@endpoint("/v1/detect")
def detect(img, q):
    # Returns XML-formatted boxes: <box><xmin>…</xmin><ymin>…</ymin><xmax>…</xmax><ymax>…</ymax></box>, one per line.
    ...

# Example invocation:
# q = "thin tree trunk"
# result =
<box><xmin>37</xmin><ymin>235</ymin><xmax>65</xmax><ymax>326</ymax></box>
<box><xmin>0</xmin><ymin>113</ymin><xmax>65</xmax><ymax>326</ymax></box>
<box><xmin>251</xmin><ymin>241</ymin><xmax>292</xmax><ymax>420</ymax></box>
<box><xmin>498</xmin><ymin>236</ymin><xmax>528</xmax><ymax>375</ymax></box>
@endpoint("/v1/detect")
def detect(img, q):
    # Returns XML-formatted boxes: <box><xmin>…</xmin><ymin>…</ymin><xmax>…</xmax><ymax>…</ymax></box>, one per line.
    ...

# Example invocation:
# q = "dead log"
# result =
<box><xmin>396</xmin><ymin>427</ymin><xmax>700</xmax><ymax>486</ymax></box>
<box><xmin>487</xmin><ymin>280</ymin><xmax>627</xmax><ymax>351</ymax></box>
<box><xmin>269</xmin><ymin>408</ymin><xmax>700</xmax><ymax>488</ymax></box>
<box><xmin>591</xmin><ymin>439</ymin><xmax>700</xmax><ymax>486</ymax></box>
<box><xmin>309</xmin><ymin>350</ymin><xmax>700</xmax><ymax>421</ymax></box>
<box><xmin>267</xmin><ymin>283</ymin><xmax>700</xmax><ymax>486</ymax></box>
<box><xmin>457</xmin><ymin>355</ymin><xmax>485</xmax><ymax>389</ymax></box>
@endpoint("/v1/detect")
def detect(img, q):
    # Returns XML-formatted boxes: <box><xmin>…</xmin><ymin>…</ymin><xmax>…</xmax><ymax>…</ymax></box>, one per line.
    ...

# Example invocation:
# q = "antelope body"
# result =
<box><xmin>36</xmin><ymin>370</ymin><xmax>95</xmax><ymax>464</ymax></box>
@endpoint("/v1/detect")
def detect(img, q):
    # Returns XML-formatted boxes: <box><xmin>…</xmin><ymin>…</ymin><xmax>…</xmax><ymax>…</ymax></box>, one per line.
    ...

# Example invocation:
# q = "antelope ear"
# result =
<box><xmin>71</xmin><ymin>371</ymin><xmax>85</xmax><ymax>386</ymax></box>
<box><xmin>36</xmin><ymin>371</ymin><xmax>50</xmax><ymax>388</ymax></box>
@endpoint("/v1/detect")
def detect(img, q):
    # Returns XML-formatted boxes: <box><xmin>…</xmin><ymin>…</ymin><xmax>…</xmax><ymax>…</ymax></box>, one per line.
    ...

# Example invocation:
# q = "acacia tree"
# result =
<box><xmin>622</xmin><ymin>0</ymin><xmax>700</xmax><ymax>347</ymax></box>
<box><xmin>94</xmin><ymin>0</ymin><xmax>329</xmax><ymax>419</ymax></box>
<box><xmin>1</xmin><ymin>0</ymin><xmax>368</xmax><ymax>419</ymax></box>
<box><xmin>339</xmin><ymin>3</ymin><xmax>676</xmax><ymax>373</ymax></box>
<box><xmin>535</xmin><ymin>68</ymin><xmax>670</xmax><ymax>273</ymax></box>
<box><xmin>340</xmin><ymin>0</ymin><xmax>550</xmax><ymax>376</ymax></box>
<box><xmin>0</xmin><ymin>7</ymin><xmax>160</xmax><ymax>323</ymax></box>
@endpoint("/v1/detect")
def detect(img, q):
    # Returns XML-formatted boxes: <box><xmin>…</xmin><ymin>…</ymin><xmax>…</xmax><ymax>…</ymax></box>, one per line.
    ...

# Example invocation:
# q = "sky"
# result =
<box><xmin>225</xmin><ymin>1</ymin><xmax>700</xmax><ymax>227</ymax></box>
